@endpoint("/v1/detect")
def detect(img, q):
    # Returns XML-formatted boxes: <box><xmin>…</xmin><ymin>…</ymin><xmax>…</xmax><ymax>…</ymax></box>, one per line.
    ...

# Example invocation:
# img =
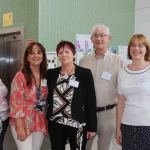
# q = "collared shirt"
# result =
<box><xmin>80</xmin><ymin>50</ymin><xmax>122</xmax><ymax>107</ymax></box>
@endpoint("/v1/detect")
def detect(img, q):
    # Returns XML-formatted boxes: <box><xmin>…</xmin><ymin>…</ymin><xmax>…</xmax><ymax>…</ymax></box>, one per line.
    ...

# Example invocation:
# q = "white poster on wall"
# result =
<box><xmin>118</xmin><ymin>45</ymin><xmax>131</xmax><ymax>64</ymax></box>
<box><xmin>76</xmin><ymin>34</ymin><xmax>93</xmax><ymax>64</ymax></box>
<box><xmin>46</xmin><ymin>52</ymin><xmax>57</xmax><ymax>69</ymax></box>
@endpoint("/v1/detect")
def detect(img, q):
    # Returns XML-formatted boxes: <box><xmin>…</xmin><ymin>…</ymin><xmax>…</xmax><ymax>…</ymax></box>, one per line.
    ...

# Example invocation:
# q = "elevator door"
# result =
<box><xmin>0</xmin><ymin>31</ymin><xmax>24</xmax><ymax>96</ymax></box>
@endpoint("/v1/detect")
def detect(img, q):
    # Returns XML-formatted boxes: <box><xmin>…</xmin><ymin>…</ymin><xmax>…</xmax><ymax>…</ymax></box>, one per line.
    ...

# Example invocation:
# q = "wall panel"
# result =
<box><xmin>39</xmin><ymin>0</ymin><xmax>135</xmax><ymax>51</ymax></box>
<box><xmin>0</xmin><ymin>0</ymin><xmax>38</xmax><ymax>41</ymax></box>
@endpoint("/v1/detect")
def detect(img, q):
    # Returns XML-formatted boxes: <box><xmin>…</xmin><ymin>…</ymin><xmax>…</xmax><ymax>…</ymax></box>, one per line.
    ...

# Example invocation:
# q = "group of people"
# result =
<box><xmin>0</xmin><ymin>23</ymin><xmax>150</xmax><ymax>150</ymax></box>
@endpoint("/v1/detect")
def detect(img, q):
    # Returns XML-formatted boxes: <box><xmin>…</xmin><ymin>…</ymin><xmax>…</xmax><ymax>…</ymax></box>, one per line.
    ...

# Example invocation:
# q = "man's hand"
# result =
<box><xmin>86</xmin><ymin>131</ymin><xmax>96</xmax><ymax>139</ymax></box>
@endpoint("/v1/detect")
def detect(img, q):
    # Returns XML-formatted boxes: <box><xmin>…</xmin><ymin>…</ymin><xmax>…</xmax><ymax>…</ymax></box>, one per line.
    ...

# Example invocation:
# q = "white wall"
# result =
<box><xmin>135</xmin><ymin>0</ymin><xmax>150</xmax><ymax>40</ymax></box>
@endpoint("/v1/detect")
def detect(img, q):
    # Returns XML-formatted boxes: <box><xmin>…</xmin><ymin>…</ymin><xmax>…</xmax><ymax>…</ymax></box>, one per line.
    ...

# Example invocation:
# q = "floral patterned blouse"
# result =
<box><xmin>9</xmin><ymin>71</ymin><xmax>48</xmax><ymax>135</ymax></box>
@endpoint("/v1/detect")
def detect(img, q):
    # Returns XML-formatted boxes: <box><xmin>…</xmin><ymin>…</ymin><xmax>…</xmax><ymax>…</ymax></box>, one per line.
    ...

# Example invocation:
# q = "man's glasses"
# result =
<box><xmin>92</xmin><ymin>33</ymin><xmax>109</xmax><ymax>39</ymax></box>
<box><xmin>130</xmin><ymin>44</ymin><xmax>145</xmax><ymax>48</ymax></box>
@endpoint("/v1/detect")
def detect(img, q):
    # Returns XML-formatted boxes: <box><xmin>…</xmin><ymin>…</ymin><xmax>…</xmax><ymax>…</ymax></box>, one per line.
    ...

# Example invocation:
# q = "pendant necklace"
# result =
<box><xmin>61</xmin><ymin>65</ymin><xmax>75</xmax><ymax>79</ymax></box>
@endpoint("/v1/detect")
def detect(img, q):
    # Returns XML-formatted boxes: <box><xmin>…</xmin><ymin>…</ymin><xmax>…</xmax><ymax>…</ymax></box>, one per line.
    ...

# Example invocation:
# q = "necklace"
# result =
<box><xmin>60</xmin><ymin>65</ymin><xmax>75</xmax><ymax>76</ymax></box>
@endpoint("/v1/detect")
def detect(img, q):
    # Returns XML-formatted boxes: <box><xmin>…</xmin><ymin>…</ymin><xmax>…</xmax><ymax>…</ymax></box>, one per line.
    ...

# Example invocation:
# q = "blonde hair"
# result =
<box><xmin>127</xmin><ymin>34</ymin><xmax>150</xmax><ymax>61</ymax></box>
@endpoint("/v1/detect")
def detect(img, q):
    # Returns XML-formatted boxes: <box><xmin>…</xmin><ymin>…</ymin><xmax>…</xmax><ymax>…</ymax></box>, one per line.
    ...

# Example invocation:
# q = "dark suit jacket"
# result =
<box><xmin>46</xmin><ymin>65</ymin><xmax>97</xmax><ymax>132</ymax></box>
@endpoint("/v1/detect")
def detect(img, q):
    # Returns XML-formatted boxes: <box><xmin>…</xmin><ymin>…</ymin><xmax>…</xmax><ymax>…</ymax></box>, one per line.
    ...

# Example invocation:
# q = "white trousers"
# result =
<box><xmin>11</xmin><ymin>126</ymin><xmax>44</xmax><ymax>150</ymax></box>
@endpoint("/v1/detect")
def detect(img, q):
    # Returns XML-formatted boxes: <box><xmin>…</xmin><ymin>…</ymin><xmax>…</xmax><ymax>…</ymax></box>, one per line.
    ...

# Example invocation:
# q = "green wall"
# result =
<box><xmin>0</xmin><ymin>0</ymin><xmax>39</xmax><ymax>41</ymax></box>
<box><xmin>0</xmin><ymin>0</ymin><xmax>135</xmax><ymax>51</ymax></box>
<box><xmin>39</xmin><ymin>0</ymin><xmax>135</xmax><ymax>52</ymax></box>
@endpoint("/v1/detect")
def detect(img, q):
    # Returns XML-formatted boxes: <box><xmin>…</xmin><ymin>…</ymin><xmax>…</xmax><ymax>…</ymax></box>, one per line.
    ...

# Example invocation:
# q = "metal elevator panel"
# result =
<box><xmin>0</xmin><ymin>36</ymin><xmax>8</xmax><ymax>86</ymax></box>
<box><xmin>0</xmin><ymin>31</ymin><xmax>24</xmax><ymax>97</ymax></box>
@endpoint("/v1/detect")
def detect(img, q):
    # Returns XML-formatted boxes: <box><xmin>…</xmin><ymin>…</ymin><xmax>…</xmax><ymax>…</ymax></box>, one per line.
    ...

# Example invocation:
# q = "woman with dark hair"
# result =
<box><xmin>116</xmin><ymin>34</ymin><xmax>150</xmax><ymax>149</ymax></box>
<box><xmin>47</xmin><ymin>40</ymin><xmax>97</xmax><ymax>150</ymax></box>
<box><xmin>9</xmin><ymin>42</ymin><xmax>48</xmax><ymax>150</ymax></box>
<box><xmin>0</xmin><ymin>79</ymin><xmax>9</xmax><ymax>150</ymax></box>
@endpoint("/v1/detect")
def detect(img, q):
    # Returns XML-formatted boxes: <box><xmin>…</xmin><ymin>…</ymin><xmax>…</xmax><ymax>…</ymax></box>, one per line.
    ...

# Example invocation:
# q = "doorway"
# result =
<box><xmin>0</xmin><ymin>27</ymin><xmax>24</xmax><ymax>95</ymax></box>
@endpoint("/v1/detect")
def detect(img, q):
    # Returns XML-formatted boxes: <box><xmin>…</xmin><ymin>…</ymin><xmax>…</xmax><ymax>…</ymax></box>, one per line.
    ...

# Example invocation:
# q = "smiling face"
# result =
<box><xmin>27</xmin><ymin>45</ymin><xmax>43</xmax><ymax>67</ymax></box>
<box><xmin>91</xmin><ymin>26</ymin><xmax>111</xmax><ymax>54</ymax></box>
<box><xmin>58</xmin><ymin>45</ymin><xmax>75</xmax><ymax>66</ymax></box>
<box><xmin>128</xmin><ymin>34</ymin><xmax>150</xmax><ymax>62</ymax></box>
<box><xmin>129</xmin><ymin>38</ymin><xmax>146</xmax><ymax>61</ymax></box>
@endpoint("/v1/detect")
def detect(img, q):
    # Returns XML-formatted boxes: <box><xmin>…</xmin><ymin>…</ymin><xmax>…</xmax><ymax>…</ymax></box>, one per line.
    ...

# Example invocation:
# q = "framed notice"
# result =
<box><xmin>46</xmin><ymin>52</ymin><xmax>57</xmax><ymax>69</ymax></box>
<box><xmin>76</xmin><ymin>34</ymin><xmax>93</xmax><ymax>64</ymax></box>
<box><xmin>118</xmin><ymin>45</ymin><xmax>131</xmax><ymax>64</ymax></box>
<box><xmin>3</xmin><ymin>12</ymin><xmax>13</xmax><ymax>27</ymax></box>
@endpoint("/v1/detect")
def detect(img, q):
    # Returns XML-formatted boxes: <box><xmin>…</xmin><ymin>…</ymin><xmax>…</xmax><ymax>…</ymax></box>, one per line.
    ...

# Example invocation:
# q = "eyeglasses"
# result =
<box><xmin>130</xmin><ymin>44</ymin><xmax>145</xmax><ymax>48</ymax></box>
<box><xmin>92</xmin><ymin>33</ymin><xmax>108</xmax><ymax>39</ymax></box>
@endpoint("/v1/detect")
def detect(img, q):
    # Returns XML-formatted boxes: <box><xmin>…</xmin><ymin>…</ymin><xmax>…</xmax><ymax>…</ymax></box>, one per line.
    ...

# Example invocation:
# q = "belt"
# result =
<box><xmin>96</xmin><ymin>104</ymin><xmax>116</xmax><ymax>112</ymax></box>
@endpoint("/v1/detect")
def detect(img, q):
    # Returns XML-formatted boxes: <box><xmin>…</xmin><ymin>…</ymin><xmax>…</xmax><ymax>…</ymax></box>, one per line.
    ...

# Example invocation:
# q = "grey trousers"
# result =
<box><xmin>86</xmin><ymin>108</ymin><xmax>119</xmax><ymax>150</ymax></box>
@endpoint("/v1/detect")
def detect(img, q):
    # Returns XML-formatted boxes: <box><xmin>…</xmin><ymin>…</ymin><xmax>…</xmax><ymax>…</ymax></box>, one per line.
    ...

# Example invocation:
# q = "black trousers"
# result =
<box><xmin>0</xmin><ymin>118</ymin><xmax>9</xmax><ymax>150</ymax></box>
<box><xmin>48</xmin><ymin>121</ymin><xmax>87</xmax><ymax>150</ymax></box>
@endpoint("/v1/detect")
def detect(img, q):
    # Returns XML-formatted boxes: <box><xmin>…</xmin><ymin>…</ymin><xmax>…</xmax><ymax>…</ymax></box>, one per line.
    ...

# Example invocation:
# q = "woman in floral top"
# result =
<box><xmin>9</xmin><ymin>42</ymin><xmax>48</xmax><ymax>150</ymax></box>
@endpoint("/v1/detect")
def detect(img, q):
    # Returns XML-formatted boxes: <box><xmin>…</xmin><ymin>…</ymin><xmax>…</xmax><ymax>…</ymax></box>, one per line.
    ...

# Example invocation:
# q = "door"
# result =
<box><xmin>0</xmin><ymin>29</ymin><xmax>24</xmax><ymax>96</ymax></box>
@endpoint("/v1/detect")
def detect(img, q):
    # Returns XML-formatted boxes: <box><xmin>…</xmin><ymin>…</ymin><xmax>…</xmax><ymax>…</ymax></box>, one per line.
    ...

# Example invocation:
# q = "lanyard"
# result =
<box><xmin>34</xmin><ymin>86</ymin><xmax>46</xmax><ymax>111</ymax></box>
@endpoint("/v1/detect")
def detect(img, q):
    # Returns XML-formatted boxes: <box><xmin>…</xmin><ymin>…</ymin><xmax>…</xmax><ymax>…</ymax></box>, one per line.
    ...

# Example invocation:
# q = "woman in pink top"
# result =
<box><xmin>9</xmin><ymin>42</ymin><xmax>48</xmax><ymax>150</ymax></box>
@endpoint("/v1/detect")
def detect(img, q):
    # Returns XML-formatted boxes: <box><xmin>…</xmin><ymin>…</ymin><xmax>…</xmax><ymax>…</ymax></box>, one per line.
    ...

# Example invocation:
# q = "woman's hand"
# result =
<box><xmin>115</xmin><ymin>128</ymin><xmax>122</xmax><ymax>145</ymax></box>
<box><xmin>116</xmin><ymin>95</ymin><xmax>125</xmax><ymax>145</ymax></box>
<box><xmin>16</xmin><ymin>127</ymin><xmax>27</xmax><ymax>141</ymax></box>
<box><xmin>86</xmin><ymin>131</ymin><xmax>96</xmax><ymax>139</ymax></box>
<box><xmin>25</xmin><ymin>128</ymin><xmax>31</xmax><ymax>137</ymax></box>
<box><xmin>15</xmin><ymin>117</ymin><xmax>27</xmax><ymax>141</ymax></box>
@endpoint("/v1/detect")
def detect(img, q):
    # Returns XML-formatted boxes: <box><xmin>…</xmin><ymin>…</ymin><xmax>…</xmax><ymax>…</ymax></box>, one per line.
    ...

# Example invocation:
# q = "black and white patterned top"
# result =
<box><xmin>50</xmin><ymin>73</ymin><xmax>85</xmax><ymax>150</ymax></box>
<box><xmin>50</xmin><ymin>73</ymin><xmax>84</xmax><ymax>126</ymax></box>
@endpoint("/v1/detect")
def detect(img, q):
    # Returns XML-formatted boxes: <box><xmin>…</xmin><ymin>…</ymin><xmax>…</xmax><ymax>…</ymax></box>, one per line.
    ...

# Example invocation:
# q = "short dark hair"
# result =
<box><xmin>56</xmin><ymin>40</ymin><xmax>76</xmax><ymax>55</ymax></box>
<box><xmin>128</xmin><ymin>34</ymin><xmax>150</xmax><ymax>61</ymax></box>
<box><xmin>22</xmin><ymin>42</ymin><xmax>47</xmax><ymax>87</ymax></box>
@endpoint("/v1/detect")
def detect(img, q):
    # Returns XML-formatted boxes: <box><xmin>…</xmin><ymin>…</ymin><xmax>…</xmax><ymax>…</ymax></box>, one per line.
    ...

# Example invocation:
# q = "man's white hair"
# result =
<box><xmin>90</xmin><ymin>24</ymin><xmax>110</xmax><ymax>35</ymax></box>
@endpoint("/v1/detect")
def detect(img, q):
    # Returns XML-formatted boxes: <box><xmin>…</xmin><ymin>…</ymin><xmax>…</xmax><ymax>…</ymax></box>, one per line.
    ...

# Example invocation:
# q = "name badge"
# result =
<box><xmin>69</xmin><ymin>80</ymin><xmax>79</xmax><ymax>88</ymax></box>
<box><xmin>101</xmin><ymin>71</ymin><xmax>112</xmax><ymax>80</ymax></box>
<box><xmin>41</xmin><ymin>79</ymin><xmax>47</xmax><ymax>86</ymax></box>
